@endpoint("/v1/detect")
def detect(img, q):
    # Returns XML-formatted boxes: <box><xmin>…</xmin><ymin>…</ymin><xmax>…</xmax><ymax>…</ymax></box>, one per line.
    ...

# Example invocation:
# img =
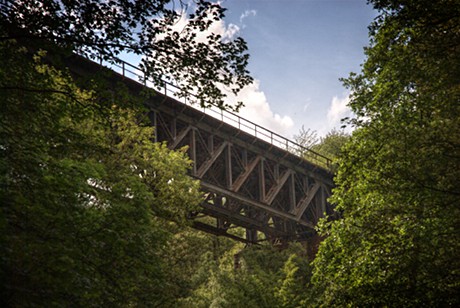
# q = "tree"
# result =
<box><xmin>0</xmin><ymin>39</ymin><xmax>202</xmax><ymax>306</ymax></box>
<box><xmin>310</xmin><ymin>129</ymin><xmax>349</xmax><ymax>161</ymax></box>
<box><xmin>158</xmin><ymin>222</ymin><xmax>237</xmax><ymax>304</ymax></box>
<box><xmin>178</xmin><ymin>243</ymin><xmax>276</xmax><ymax>308</ymax></box>
<box><xmin>179</xmin><ymin>242</ymin><xmax>316</xmax><ymax>308</ymax></box>
<box><xmin>294</xmin><ymin>127</ymin><xmax>349</xmax><ymax>169</ymax></box>
<box><xmin>0</xmin><ymin>0</ymin><xmax>252</xmax><ymax>110</ymax></box>
<box><xmin>313</xmin><ymin>0</ymin><xmax>460</xmax><ymax>306</ymax></box>
<box><xmin>275</xmin><ymin>253</ymin><xmax>312</xmax><ymax>308</ymax></box>
<box><xmin>293</xmin><ymin>126</ymin><xmax>319</xmax><ymax>153</ymax></box>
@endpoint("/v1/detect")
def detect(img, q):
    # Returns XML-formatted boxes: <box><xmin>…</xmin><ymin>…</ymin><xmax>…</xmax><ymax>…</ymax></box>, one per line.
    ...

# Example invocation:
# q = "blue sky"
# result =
<box><xmin>123</xmin><ymin>1</ymin><xmax>377</xmax><ymax>139</ymax></box>
<box><xmin>218</xmin><ymin>0</ymin><xmax>377</xmax><ymax>137</ymax></box>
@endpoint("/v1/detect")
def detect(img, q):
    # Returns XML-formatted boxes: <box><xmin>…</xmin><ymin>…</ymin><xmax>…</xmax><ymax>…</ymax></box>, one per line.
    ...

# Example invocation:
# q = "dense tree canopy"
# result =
<box><xmin>313</xmin><ymin>0</ymin><xmax>460</xmax><ymax>306</ymax></box>
<box><xmin>0</xmin><ymin>0</ymin><xmax>252</xmax><ymax>110</ymax></box>
<box><xmin>0</xmin><ymin>34</ymin><xmax>204</xmax><ymax>306</ymax></box>
<box><xmin>177</xmin><ymin>242</ymin><xmax>313</xmax><ymax>308</ymax></box>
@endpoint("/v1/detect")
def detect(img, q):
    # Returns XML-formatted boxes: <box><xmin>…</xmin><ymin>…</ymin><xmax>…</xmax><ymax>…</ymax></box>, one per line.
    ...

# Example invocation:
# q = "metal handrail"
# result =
<box><xmin>95</xmin><ymin>56</ymin><xmax>332</xmax><ymax>170</ymax></box>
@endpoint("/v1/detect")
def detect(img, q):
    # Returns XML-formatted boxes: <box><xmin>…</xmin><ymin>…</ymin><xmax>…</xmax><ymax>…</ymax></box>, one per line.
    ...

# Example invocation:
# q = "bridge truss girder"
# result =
<box><xmin>148</xmin><ymin>97</ymin><xmax>335</xmax><ymax>245</ymax></box>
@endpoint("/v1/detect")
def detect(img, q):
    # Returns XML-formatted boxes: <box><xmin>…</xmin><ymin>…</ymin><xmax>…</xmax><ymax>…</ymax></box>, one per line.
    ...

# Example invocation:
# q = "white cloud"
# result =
<box><xmin>240</xmin><ymin>9</ymin><xmax>257</xmax><ymax>25</ymax></box>
<box><xmin>326</xmin><ymin>92</ymin><xmax>353</xmax><ymax>131</ymax></box>
<box><xmin>222</xmin><ymin>79</ymin><xmax>294</xmax><ymax>136</ymax></box>
<box><xmin>155</xmin><ymin>10</ymin><xmax>240</xmax><ymax>43</ymax></box>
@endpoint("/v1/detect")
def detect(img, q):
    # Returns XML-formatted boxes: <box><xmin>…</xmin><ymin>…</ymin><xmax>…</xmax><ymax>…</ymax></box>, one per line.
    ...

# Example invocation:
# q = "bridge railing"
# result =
<box><xmin>94</xmin><ymin>56</ymin><xmax>332</xmax><ymax>170</ymax></box>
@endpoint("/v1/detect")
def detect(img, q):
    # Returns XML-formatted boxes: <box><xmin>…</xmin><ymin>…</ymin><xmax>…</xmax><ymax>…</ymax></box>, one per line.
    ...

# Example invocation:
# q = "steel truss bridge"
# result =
<box><xmin>66</xmin><ymin>54</ymin><xmax>335</xmax><ymax>246</ymax></box>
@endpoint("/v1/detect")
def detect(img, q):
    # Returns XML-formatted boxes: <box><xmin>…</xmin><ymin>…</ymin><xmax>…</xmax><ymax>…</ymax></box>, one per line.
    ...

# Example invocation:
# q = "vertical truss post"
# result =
<box><xmin>171</xmin><ymin>117</ymin><xmax>177</xmax><ymax>140</ymax></box>
<box><xmin>289</xmin><ymin>174</ymin><xmax>296</xmax><ymax>212</ymax></box>
<box><xmin>148</xmin><ymin>110</ymin><xmax>157</xmax><ymax>142</ymax></box>
<box><xmin>208</xmin><ymin>134</ymin><xmax>214</xmax><ymax>153</ymax></box>
<box><xmin>225</xmin><ymin>144</ymin><xmax>232</xmax><ymax>189</ymax></box>
<box><xmin>246</xmin><ymin>228</ymin><xmax>257</xmax><ymax>243</ymax></box>
<box><xmin>241</xmin><ymin>149</ymin><xmax>247</xmax><ymax>167</ymax></box>
<box><xmin>259</xmin><ymin>158</ymin><xmax>265</xmax><ymax>201</ymax></box>
<box><xmin>190</xmin><ymin>128</ymin><xmax>196</xmax><ymax>176</ymax></box>
<box><xmin>273</xmin><ymin>164</ymin><xmax>279</xmax><ymax>180</ymax></box>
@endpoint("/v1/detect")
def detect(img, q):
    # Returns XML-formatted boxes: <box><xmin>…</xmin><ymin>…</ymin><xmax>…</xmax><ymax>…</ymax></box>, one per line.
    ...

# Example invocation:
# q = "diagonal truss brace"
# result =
<box><xmin>170</xmin><ymin>125</ymin><xmax>192</xmax><ymax>149</ymax></box>
<box><xmin>264</xmin><ymin>169</ymin><xmax>293</xmax><ymax>205</ymax></box>
<box><xmin>231</xmin><ymin>155</ymin><xmax>262</xmax><ymax>192</ymax></box>
<box><xmin>290</xmin><ymin>182</ymin><xmax>321</xmax><ymax>221</ymax></box>
<box><xmin>196</xmin><ymin>141</ymin><xmax>229</xmax><ymax>178</ymax></box>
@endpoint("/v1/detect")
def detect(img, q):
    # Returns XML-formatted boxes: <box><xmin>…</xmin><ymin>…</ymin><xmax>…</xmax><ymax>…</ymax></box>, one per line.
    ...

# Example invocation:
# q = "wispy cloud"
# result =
<box><xmin>326</xmin><ymin>92</ymin><xmax>353</xmax><ymax>132</ymax></box>
<box><xmin>303</xmin><ymin>98</ymin><xmax>311</xmax><ymax>112</ymax></box>
<box><xmin>155</xmin><ymin>10</ymin><xmax>240</xmax><ymax>43</ymax></box>
<box><xmin>240</xmin><ymin>9</ymin><xmax>257</xmax><ymax>25</ymax></box>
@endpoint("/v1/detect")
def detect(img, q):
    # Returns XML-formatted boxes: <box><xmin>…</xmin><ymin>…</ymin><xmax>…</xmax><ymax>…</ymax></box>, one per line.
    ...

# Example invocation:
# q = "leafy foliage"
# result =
<box><xmin>294</xmin><ymin>127</ymin><xmax>349</xmax><ymax>170</ymax></box>
<box><xmin>178</xmin><ymin>242</ymin><xmax>315</xmax><ymax>308</ymax></box>
<box><xmin>0</xmin><ymin>40</ymin><xmax>201</xmax><ymax>306</ymax></box>
<box><xmin>275</xmin><ymin>253</ymin><xmax>312</xmax><ymax>308</ymax></box>
<box><xmin>0</xmin><ymin>0</ymin><xmax>253</xmax><ymax>110</ymax></box>
<box><xmin>310</xmin><ymin>129</ymin><xmax>349</xmax><ymax>161</ymax></box>
<box><xmin>313</xmin><ymin>0</ymin><xmax>460</xmax><ymax>306</ymax></box>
